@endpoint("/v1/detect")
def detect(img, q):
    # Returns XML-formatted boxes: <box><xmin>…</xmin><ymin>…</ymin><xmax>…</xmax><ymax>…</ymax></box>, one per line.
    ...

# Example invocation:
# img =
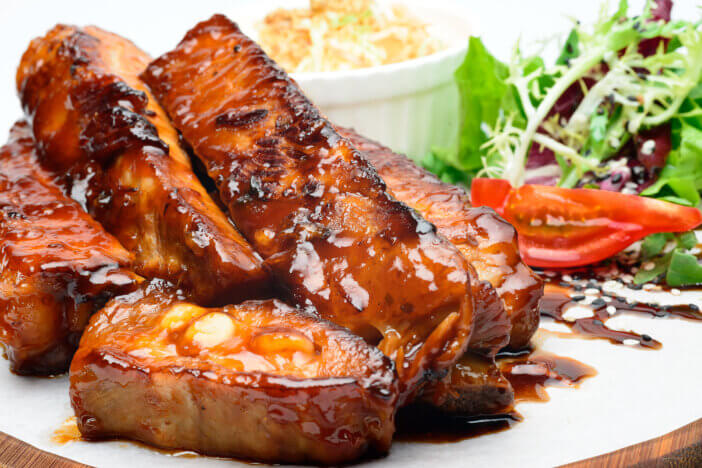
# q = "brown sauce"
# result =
<box><xmin>394</xmin><ymin>404</ymin><xmax>522</xmax><ymax>443</ymax></box>
<box><xmin>498</xmin><ymin>348</ymin><xmax>597</xmax><ymax>403</ymax></box>
<box><xmin>395</xmin><ymin>347</ymin><xmax>596</xmax><ymax>443</ymax></box>
<box><xmin>539</xmin><ymin>281</ymin><xmax>702</xmax><ymax>349</ymax></box>
<box><xmin>60</xmin><ymin>263</ymin><xmax>702</xmax><ymax>451</ymax></box>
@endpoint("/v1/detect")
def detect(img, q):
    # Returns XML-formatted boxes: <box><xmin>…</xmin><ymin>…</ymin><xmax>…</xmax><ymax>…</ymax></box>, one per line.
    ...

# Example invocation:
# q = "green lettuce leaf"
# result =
<box><xmin>425</xmin><ymin>37</ymin><xmax>521</xmax><ymax>176</ymax></box>
<box><xmin>666</xmin><ymin>250</ymin><xmax>702</xmax><ymax>286</ymax></box>
<box><xmin>641</xmin><ymin>122</ymin><xmax>702</xmax><ymax>206</ymax></box>
<box><xmin>641</xmin><ymin>232</ymin><xmax>672</xmax><ymax>258</ymax></box>
<box><xmin>635</xmin><ymin>231</ymin><xmax>702</xmax><ymax>286</ymax></box>
<box><xmin>556</xmin><ymin>29</ymin><xmax>580</xmax><ymax>66</ymax></box>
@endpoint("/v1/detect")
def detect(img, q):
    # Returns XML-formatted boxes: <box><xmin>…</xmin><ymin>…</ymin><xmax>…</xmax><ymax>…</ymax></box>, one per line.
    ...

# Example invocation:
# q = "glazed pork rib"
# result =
<box><xmin>0</xmin><ymin>121</ymin><xmax>140</xmax><ymax>374</ymax></box>
<box><xmin>342</xmin><ymin>129</ymin><xmax>543</xmax><ymax>348</ymax></box>
<box><xmin>70</xmin><ymin>280</ymin><xmax>397</xmax><ymax>464</ymax></box>
<box><xmin>143</xmin><ymin>14</ymin><xmax>477</xmax><ymax>400</ymax></box>
<box><xmin>16</xmin><ymin>25</ymin><xmax>270</xmax><ymax>306</ymax></box>
<box><xmin>418</xmin><ymin>352</ymin><xmax>514</xmax><ymax>415</ymax></box>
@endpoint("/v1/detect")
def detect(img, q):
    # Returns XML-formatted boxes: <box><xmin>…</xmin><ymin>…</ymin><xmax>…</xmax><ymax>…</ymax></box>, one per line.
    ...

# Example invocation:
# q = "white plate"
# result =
<box><xmin>0</xmin><ymin>1</ymin><xmax>701</xmax><ymax>467</ymax></box>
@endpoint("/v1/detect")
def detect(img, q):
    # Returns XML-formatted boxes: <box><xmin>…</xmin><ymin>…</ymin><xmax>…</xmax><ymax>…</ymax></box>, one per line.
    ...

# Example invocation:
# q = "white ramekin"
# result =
<box><xmin>236</xmin><ymin>0</ymin><xmax>475</xmax><ymax>161</ymax></box>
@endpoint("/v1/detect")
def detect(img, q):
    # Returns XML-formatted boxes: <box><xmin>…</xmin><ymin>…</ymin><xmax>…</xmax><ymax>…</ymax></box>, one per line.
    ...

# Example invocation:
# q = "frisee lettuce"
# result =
<box><xmin>424</xmin><ymin>0</ymin><xmax>702</xmax><ymax>286</ymax></box>
<box><xmin>427</xmin><ymin>0</ymin><xmax>702</xmax><ymax>196</ymax></box>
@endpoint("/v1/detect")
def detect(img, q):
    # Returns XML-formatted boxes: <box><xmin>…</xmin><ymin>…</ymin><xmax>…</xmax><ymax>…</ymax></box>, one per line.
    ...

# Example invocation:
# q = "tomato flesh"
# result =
<box><xmin>471</xmin><ymin>178</ymin><xmax>702</xmax><ymax>268</ymax></box>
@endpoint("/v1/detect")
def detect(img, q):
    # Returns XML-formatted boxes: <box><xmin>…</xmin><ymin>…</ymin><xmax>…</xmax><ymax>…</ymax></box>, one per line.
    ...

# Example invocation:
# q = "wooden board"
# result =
<box><xmin>564</xmin><ymin>418</ymin><xmax>702</xmax><ymax>468</ymax></box>
<box><xmin>0</xmin><ymin>432</ymin><xmax>88</xmax><ymax>468</ymax></box>
<box><xmin>1</xmin><ymin>418</ymin><xmax>700</xmax><ymax>467</ymax></box>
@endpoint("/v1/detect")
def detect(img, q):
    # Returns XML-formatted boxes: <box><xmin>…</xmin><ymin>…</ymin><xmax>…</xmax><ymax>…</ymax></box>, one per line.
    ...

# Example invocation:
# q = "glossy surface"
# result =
<box><xmin>539</xmin><ymin>281</ymin><xmax>702</xmax><ymax>348</ymax></box>
<box><xmin>471</xmin><ymin>178</ymin><xmax>702</xmax><ymax>268</ymax></box>
<box><xmin>143</xmin><ymin>14</ymin><xmax>476</xmax><ymax>401</ymax></box>
<box><xmin>16</xmin><ymin>25</ymin><xmax>270</xmax><ymax>306</ymax></box>
<box><xmin>498</xmin><ymin>347</ymin><xmax>597</xmax><ymax>403</ymax></box>
<box><xmin>70</xmin><ymin>280</ymin><xmax>398</xmax><ymax>464</ymax></box>
<box><xmin>419</xmin><ymin>352</ymin><xmax>514</xmax><ymax>415</ymax></box>
<box><xmin>344</xmin><ymin>129</ymin><xmax>543</xmax><ymax>349</ymax></box>
<box><xmin>0</xmin><ymin>122</ymin><xmax>139</xmax><ymax>375</ymax></box>
<box><xmin>395</xmin><ymin>406</ymin><xmax>520</xmax><ymax>443</ymax></box>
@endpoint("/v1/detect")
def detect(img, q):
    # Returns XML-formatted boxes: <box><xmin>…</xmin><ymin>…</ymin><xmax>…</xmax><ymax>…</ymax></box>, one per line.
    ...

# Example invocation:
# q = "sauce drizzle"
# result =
<box><xmin>539</xmin><ymin>281</ymin><xmax>702</xmax><ymax>349</ymax></box>
<box><xmin>498</xmin><ymin>348</ymin><xmax>597</xmax><ymax>403</ymax></box>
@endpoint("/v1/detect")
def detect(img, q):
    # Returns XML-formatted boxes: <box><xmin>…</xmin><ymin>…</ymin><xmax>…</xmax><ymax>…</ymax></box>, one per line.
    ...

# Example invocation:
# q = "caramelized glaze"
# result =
<box><xmin>143</xmin><ymin>15</ymin><xmax>478</xmax><ymax>401</ymax></box>
<box><xmin>16</xmin><ymin>25</ymin><xmax>270</xmax><ymax>306</ymax></box>
<box><xmin>498</xmin><ymin>347</ymin><xmax>597</xmax><ymax>402</ymax></box>
<box><xmin>70</xmin><ymin>280</ymin><xmax>398</xmax><ymax>465</ymax></box>
<box><xmin>419</xmin><ymin>352</ymin><xmax>514</xmax><ymax>415</ymax></box>
<box><xmin>341</xmin><ymin>128</ymin><xmax>543</xmax><ymax>349</ymax></box>
<box><xmin>0</xmin><ymin>121</ymin><xmax>139</xmax><ymax>375</ymax></box>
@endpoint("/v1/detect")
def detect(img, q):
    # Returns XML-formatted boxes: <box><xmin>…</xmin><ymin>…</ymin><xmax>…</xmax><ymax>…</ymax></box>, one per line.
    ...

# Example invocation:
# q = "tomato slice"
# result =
<box><xmin>471</xmin><ymin>178</ymin><xmax>702</xmax><ymax>268</ymax></box>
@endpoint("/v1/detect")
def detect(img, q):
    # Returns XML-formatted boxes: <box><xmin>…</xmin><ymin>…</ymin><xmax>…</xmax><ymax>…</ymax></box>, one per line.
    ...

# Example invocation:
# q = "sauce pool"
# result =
<box><xmin>498</xmin><ymin>348</ymin><xmax>597</xmax><ymax>403</ymax></box>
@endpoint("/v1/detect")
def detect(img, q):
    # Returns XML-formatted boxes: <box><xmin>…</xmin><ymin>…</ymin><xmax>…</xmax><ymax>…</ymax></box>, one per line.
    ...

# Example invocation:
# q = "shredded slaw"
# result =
<box><xmin>256</xmin><ymin>0</ymin><xmax>445</xmax><ymax>73</ymax></box>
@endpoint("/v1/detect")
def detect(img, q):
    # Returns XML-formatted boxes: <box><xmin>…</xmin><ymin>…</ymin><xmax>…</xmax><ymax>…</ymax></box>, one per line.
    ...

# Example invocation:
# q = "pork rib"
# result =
<box><xmin>16</xmin><ymin>25</ymin><xmax>270</xmax><ymax>306</ymax></box>
<box><xmin>342</xmin><ymin>129</ymin><xmax>543</xmax><ymax>348</ymax></box>
<box><xmin>143</xmin><ymin>14</ymin><xmax>477</xmax><ymax>400</ymax></box>
<box><xmin>0</xmin><ymin>121</ymin><xmax>139</xmax><ymax>374</ymax></box>
<box><xmin>418</xmin><ymin>352</ymin><xmax>514</xmax><ymax>415</ymax></box>
<box><xmin>70</xmin><ymin>280</ymin><xmax>397</xmax><ymax>464</ymax></box>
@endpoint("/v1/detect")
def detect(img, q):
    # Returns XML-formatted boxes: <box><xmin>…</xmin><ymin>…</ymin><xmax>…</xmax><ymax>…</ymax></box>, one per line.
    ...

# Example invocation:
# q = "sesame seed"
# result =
<box><xmin>603</xmin><ymin>280</ymin><xmax>622</xmax><ymax>290</ymax></box>
<box><xmin>641</xmin><ymin>139</ymin><xmax>656</xmax><ymax>155</ymax></box>
<box><xmin>606</xmin><ymin>306</ymin><xmax>617</xmax><ymax>315</ymax></box>
<box><xmin>643</xmin><ymin>262</ymin><xmax>655</xmax><ymax>271</ymax></box>
<box><xmin>585</xmin><ymin>288</ymin><xmax>600</xmax><ymax>295</ymax></box>
<box><xmin>670</xmin><ymin>288</ymin><xmax>681</xmax><ymax>296</ymax></box>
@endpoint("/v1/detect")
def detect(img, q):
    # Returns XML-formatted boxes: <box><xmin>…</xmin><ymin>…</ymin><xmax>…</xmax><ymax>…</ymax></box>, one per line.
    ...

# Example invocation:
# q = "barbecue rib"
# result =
<box><xmin>0</xmin><ymin>121</ymin><xmax>139</xmax><ymax>375</ymax></box>
<box><xmin>143</xmin><ymin>14</ymin><xmax>478</xmax><ymax>400</ymax></box>
<box><xmin>342</xmin><ymin>129</ymin><xmax>543</xmax><ymax>348</ymax></box>
<box><xmin>16</xmin><ymin>25</ymin><xmax>270</xmax><ymax>306</ymax></box>
<box><xmin>70</xmin><ymin>280</ymin><xmax>397</xmax><ymax>464</ymax></box>
<box><xmin>418</xmin><ymin>352</ymin><xmax>514</xmax><ymax>415</ymax></box>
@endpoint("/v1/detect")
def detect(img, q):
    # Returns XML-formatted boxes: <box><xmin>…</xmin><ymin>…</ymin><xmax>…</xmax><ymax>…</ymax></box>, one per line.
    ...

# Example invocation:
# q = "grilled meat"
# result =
<box><xmin>70</xmin><ymin>280</ymin><xmax>397</xmax><ymax>464</ymax></box>
<box><xmin>0</xmin><ymin>121</ymin><xmax>139</xmax><ymax>375</ymax></box>
<box><xmin>418</xmin><ymin>352</ymin><xmax>514</xmax><ymax>415</ymax></box>
<box><xmin>16</xmin><ymin>25</ymin><xmax>270</xmax><ymax>306</ymax></box>
<box><xmin>142</xmin><ymin>15</ymin><xmax>480</xmax><ymax>401</ymax></box>
<box><xmin>341</xmin><ymin>129</ymin><xmax>543</xmax><ymax>348</ymax></box>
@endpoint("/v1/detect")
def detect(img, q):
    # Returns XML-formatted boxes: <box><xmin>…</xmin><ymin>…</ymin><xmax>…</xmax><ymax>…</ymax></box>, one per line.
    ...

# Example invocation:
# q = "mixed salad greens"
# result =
<box><xmin>426</xmin><ymin>0</ymin><xmax>702</xmax><ymax>285</ymax></box>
